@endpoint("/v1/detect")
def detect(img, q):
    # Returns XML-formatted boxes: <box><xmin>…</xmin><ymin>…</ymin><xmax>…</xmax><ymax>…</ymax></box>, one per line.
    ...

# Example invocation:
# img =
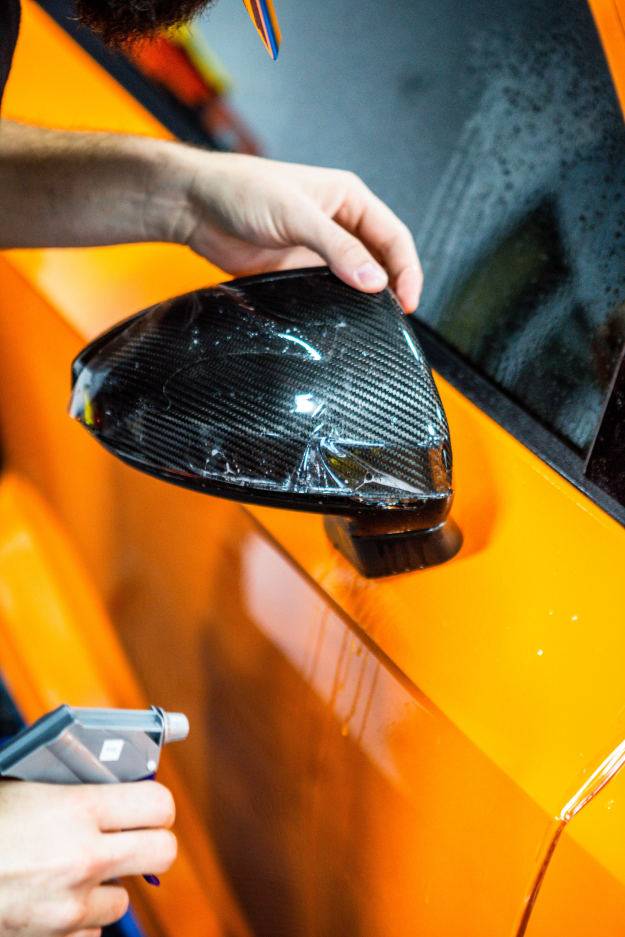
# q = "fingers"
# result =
<box><xmin>334</xmin><ymin>184</ymin><xmax>423</xmax><ymax>312</ymax></box>
<box><xmin>288</xmin><ymin>202</ymin><xmax>389</xmax><ymax>296</ymax></box>
<box><xmin>291</xmin><ymin>201</ymin><xmax>422</xmax><ymax>313</ymax></box>
<box><xmin>103</xmin><ymin>828</ymin><xmax>178</xmax><ymax>879</ymax></box>
<box><xmin>187</xmin><ymin>153</ymin><xmax>423</xmax><ymax>307</ymax></box>
<box><xmin>286</xmin><ymin>172</ymin><xmax>422</xmax><ymax>312</ymax></box>
<box><xmin>67</xmin><ymin>784</ymin><xmax>176</xmax><ymax>887</ymax></box>
<box><xmin>84</xmin><ymin>782</ymin><xmax>175</xmax><ymax>832</ymax></box>
<box><xmin>46</xmin><ymin>886</ymin><xmax>126</xmax><ymax>936</ymax></box>
<box><xmin>393</xmin><ymin>263</ymin><xmax>423</xmax><ymax>314</ymax></box>
<box><xmin>80</xmin><ymin>884</ymin><xmax>129</xmax><ymax>930</ymax></box>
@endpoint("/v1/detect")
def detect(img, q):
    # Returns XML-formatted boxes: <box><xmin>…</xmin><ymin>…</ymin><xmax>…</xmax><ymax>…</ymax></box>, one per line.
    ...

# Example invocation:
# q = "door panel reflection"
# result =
<box><xmin>196</xmin><ymin>522</ymin><xmax>556</xmax><ymax>936</ymax></box>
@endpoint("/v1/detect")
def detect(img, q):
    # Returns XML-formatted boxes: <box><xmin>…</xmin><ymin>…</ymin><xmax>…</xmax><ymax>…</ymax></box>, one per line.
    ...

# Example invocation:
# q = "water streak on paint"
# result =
<box><xmin>514</xmin><ymin>737</ymin><xmax>625</xmax><ymax>936</ymax></box>
<box><xmin>340</xmin><ymin>638</ymin><xmax>368</xmax><ymax>738</ymax></box>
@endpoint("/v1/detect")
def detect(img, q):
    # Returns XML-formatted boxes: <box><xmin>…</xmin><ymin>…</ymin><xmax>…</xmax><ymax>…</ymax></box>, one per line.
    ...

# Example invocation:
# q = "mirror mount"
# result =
<box><xmin>323</xmin><ymin>513</ymin><xmax>462</xmax><ymax>578</ymax></box>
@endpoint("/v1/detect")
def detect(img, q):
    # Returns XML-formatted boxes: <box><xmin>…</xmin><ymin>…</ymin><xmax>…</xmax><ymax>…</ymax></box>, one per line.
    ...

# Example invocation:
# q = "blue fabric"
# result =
<box><xmin>103</xmin><ymin>908</ymin><xmax>147</xmax><ymax>937</ymax></box>
<box><xmin>0</xmin><ymin>677</ymin><xmax>23</xmax><ymax>743</ymax></box>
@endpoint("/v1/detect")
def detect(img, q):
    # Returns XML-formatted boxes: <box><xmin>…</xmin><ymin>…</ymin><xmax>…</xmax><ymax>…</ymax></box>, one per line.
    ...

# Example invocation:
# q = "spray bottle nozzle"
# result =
<box><xmin>159</xmin><ymin>710</ymin><xmax>190</xmax><ymax>744</ymax></box>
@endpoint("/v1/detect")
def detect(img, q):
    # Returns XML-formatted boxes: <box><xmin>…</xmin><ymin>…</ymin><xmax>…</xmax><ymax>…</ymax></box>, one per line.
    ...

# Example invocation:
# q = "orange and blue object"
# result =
<box><xmin>241</xmin><ymin>0</ymin><xmax>281</xmax><ymax>59</ymax></box>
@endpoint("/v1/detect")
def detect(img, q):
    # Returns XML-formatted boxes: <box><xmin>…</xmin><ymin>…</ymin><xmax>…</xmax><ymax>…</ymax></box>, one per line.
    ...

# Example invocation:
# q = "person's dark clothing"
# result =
<box><xmin>0</xmin><ymin>0</ymin><xmax>20</xmax><ymax>106</ymax></box>
<box><xmin>0</xmin><ymin>678</ymin><xmax>22</xmax><ymax>744</ymax></box>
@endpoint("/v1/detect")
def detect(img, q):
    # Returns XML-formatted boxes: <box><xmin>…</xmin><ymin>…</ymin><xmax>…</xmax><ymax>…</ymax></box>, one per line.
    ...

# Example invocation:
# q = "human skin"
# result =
<box><xmin>0</xmin><ymin>120</ymin><xmax>423</xmax><ymax>312</ymax></box>
<box><xmin>0</xmin><ymin>780</ymin><xmax>176</xmax><ymax>937</ymax></box>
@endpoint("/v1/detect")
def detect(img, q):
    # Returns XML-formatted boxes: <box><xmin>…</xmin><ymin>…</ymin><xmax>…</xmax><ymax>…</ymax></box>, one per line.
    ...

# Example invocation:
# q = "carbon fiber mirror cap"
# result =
<box><xmin>69</xmin><ymin>267</ymin><xmax>461</xmax><ymax>572</ymax></box>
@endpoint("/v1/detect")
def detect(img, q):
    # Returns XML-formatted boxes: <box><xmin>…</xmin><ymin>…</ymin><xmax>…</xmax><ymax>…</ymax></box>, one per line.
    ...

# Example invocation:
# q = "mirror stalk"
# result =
<box><xmin>324</xmin><ymin>514</ymin><xmax>462</xmax><ymax>578</ymax></box>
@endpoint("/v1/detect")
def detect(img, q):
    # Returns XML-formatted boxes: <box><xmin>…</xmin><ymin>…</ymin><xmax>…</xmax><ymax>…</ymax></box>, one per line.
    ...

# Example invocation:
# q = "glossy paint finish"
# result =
<box><xmin>0</xmin><ymin>472</ymin><xmax>251</xmax><ymax>937</ymax></box>
<box><xmin>587</xmin><ymin>0</ymin><xmax>625</xmax><ymax>116</ymax></box>
<box><xmin>2</xmin><ymin>1</ymin><xmax>625</xmax><ymax>934</ymax></box>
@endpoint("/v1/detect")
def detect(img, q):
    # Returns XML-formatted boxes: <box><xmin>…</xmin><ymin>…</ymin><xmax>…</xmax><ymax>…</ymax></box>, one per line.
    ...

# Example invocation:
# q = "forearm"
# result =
<box><xmin>0</xmin><ymin>120</ymin><xmax>195</xmax><ymax>249</ymax></box>
<box><xmin>0</xmin><ymin>121</ymin><xmax>422</xmax><ymax>309</ymax></box>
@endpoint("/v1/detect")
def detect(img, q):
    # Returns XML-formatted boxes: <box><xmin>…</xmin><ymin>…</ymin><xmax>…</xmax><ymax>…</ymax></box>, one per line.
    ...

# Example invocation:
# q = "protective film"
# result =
<box><xmin>69</xmin><ymin>268</ymin><xmax>452</xmax><ymax>516</ymax></box>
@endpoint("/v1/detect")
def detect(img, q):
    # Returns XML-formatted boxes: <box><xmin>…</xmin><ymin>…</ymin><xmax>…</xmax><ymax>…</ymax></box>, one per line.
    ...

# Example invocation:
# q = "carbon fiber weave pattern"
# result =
<box><xmin>69</xmin><ymin>268</ymin><xmax>453</xmax><ymax>515</ymax></box>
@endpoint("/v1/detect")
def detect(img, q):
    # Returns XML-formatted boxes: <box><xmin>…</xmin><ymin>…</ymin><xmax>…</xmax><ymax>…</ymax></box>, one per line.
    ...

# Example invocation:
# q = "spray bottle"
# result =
<box><xmin>0</xmin><ymin>704</ymin><xmax>189</xmax><ymax>886</ymax></box>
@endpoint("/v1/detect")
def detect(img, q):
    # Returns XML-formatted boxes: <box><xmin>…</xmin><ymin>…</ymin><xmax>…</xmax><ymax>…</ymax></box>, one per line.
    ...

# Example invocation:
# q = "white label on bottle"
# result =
<box><xmin>99</xmin><ymin>739</ymin><xmax>124</xmax><ymax>762</ymax></box>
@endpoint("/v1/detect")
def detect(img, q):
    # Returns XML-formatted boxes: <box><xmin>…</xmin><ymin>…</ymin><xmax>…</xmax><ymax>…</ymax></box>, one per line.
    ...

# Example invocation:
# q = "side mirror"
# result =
<box><xmin>69</xmin><ymin>268</ymin><xmax>461</xmax><ymax>577</ymax></box>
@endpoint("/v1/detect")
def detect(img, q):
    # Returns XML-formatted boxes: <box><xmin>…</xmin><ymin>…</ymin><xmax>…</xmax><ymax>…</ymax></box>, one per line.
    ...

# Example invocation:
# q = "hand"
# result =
<box><xmin>0</xmin><ymin>780</ymin><xmax>176</xmax><ymax>937</ymax></box>
<box><xmin>171</xmin><ymin>152</ymin><xmax>423</xmax><ymax>313</ymax></box>
<box><xmin>0</xmin><ymin>123</ymin><xmax>422</xmax><ymax>311</ymax></box>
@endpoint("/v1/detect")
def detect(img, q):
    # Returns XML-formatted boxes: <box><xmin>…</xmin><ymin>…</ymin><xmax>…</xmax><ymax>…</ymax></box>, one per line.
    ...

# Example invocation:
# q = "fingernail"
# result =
<box><xmin>356</xmin><ymin>262</ymin><xmax>387</xmax><ymax>287</ymax></box>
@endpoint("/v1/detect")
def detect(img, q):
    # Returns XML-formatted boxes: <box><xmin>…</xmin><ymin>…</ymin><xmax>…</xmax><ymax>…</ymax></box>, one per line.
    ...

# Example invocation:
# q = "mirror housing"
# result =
<box><xmin>69</xmin><ymin>268</ymin><xmax>461</xmax><ymax>576</ymax></box>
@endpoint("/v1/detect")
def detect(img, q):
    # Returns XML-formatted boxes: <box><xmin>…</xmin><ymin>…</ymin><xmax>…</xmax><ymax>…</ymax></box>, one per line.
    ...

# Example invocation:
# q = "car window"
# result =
<box><xmin>412</xmin><ymin>0</ymin><xmax>625</xmax><ymax>454</ymax></box>
<box><xmin>43</xmin><ymin>0</ymin><xmax>625</xmax><ymax>485</ymax></box>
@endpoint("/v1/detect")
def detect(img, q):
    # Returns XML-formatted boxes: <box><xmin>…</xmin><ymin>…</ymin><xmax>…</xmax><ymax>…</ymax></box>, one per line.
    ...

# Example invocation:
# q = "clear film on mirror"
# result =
<box><xmin>69</xmin><ymin>269</ymin><xmax>453</xmax><ymax>521</ymax></box>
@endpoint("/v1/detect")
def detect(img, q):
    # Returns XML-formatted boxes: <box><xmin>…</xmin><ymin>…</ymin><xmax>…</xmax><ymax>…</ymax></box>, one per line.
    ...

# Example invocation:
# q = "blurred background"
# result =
<box><xmin>195</xmin><ymin>0</ymin><xmax>471</xmax><ymax>238</ymax></box>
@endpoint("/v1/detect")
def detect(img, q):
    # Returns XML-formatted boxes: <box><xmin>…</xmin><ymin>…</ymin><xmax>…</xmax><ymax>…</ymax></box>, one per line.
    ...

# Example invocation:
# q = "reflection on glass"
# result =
<box><xmin>414</xmin><ymin>0</ymin><xmax>625</xmax><ymax>452</ymax></box>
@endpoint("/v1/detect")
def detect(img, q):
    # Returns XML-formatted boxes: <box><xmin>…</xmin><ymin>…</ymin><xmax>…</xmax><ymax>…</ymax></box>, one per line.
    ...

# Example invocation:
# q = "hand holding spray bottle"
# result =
<box><xmin>0</xmin><ymin>704</ymin><xmax>189</xmax><ymax>886</ymax></box>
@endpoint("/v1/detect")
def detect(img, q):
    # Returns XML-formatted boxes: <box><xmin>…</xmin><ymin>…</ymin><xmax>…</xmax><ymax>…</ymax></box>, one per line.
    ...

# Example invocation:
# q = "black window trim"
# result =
<box><xmin>408</xmin><ymin>315</ymin><xmax>625</xmax><ymax>530</ymax></box>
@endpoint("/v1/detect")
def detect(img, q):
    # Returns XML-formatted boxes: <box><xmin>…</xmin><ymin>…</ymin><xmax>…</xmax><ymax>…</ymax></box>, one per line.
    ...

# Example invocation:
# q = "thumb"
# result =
<box><xmin>288</xmin><ymin>204</ymin><xmax>388</xmax><ymax>294</ymax></box>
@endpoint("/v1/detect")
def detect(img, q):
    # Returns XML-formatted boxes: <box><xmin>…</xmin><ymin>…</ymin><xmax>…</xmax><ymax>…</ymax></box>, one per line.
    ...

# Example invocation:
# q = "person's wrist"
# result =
<box><xmin>141</xmin><ymin>140</ymin><xmax>202</xmax><ymax>246</ymax></box>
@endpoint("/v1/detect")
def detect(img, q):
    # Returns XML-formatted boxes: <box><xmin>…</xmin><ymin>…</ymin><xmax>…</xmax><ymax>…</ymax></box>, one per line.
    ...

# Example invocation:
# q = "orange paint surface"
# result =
<box><xmin>2</xmin><ymin>0</ymin><xmax>625</xmax><ymax>933</ymax></box>
<box><xmin>248</xmin><ymin>374</ymin><xmax>625</xmax><ymax>890</ymax></box>
<box><xmin>0</xmin><ymin>473</ymin><xmax>252</xmax><ymax>937</ymax></box>
<box><xmin>2</xmin><ymin>0</ymin><xmax>167</xmax><ymax>134</ymax></box>
<box><xmin>587</xmin><ymin>0</ymin><xmax>625</xmax><ymax>118</ymax></box>
<box><xmin>7</xmin><ymin>243</ymin><xmax>225</xmax><ymax>341</ymax></box>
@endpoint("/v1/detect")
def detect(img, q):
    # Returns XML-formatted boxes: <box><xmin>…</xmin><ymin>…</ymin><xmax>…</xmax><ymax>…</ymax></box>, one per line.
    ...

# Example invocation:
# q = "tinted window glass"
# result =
<box><xmin>413</xmin><ymin>0</ymin><xmax>625</xmax><ymax>452</ymax></box>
